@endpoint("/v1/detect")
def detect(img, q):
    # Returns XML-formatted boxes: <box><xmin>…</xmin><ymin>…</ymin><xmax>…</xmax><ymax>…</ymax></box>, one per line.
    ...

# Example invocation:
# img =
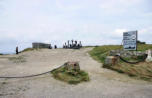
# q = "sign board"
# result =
<box><xmin>123</xmin><ymin>31</ymin><xmax>137</xmax><ymax>50</ymax></box>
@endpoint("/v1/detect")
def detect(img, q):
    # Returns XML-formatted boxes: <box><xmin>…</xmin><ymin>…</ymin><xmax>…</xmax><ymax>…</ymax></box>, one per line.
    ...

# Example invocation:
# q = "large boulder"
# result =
<box><xmin>104</xmin><ymin>56</ymin><xmax>119</xmax><ymax>66</ymax></box>
<box><xmin>64</xmin><ymin>61</ymin><xmax>80</xmax><ymax>71</ymax></box>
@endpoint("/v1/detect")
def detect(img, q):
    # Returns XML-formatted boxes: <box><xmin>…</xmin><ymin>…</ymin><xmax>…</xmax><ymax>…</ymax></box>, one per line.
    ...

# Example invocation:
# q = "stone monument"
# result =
<box><xmin>146</xmin><ymin>49</ymin><xmax>152</xmax><ymax>62</ymax></box>
<box><xmin>104</xmin><ymin>56</ymin><xmax>119</xmax><ymax>66</ymax></box>
<box><xmin>64</xmin><ymin>61</ymin><xmax>80</xmax><ymax>71</ymax></box>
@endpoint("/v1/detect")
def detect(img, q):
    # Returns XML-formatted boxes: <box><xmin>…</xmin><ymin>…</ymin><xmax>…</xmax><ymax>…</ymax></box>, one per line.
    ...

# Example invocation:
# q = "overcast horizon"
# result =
<box><xmin>0</xmin><ymin>0</ymin><xmax>152</xmax><ymax>53</ymax></box>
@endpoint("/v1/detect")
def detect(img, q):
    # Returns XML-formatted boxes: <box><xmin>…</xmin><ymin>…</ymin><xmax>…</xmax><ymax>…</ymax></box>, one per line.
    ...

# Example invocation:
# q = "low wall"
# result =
<box><xmin>109</xmin><ymin>50</ymin><xmax>146</xmax><ymax>58</ymax></box>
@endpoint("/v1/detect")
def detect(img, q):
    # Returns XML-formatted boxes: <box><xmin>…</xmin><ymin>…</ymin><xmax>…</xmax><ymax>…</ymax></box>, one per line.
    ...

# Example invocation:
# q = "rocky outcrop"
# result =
<box><xmin>64</xmin><ymin>61</ymin><xmax>80</xmax><ymax>71</ymax></box>
<box><xmin>104</xmin><ymin>56</ymin><xmax>119</xmax><ymax>66</ymax></box>
<box><xmin>109</xmin><ymin>50</ymin><xmax>146</xmax><ymax>58</ymax></box>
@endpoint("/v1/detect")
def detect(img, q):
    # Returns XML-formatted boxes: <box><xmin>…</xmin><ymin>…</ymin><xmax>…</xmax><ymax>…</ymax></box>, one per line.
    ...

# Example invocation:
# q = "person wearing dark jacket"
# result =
<box><xmin>54</xmin><ymin>45</ymin><xmax>57</xmax><ymax>49</ymax></box>
<box><xmin>16</xmin><ymin>46</ymin><xmax>19</xmax><ymax>54</ymax></box>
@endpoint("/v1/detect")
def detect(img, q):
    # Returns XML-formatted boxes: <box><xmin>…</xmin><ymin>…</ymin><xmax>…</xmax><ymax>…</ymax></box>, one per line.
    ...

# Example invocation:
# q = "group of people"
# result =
<box><xmin>15</xmin><ymin>40</ymin><xmax>82</xmax><ymax>55</ymax></box>
<box><xmin>63</xmin><ymin>40</ymin><xmax>82</xmax><ymax>49</ymax></box>
<box><xmin>48</xmin><ymin>44</ymin><xmax>57</xmax><ymax>49</ymax></box>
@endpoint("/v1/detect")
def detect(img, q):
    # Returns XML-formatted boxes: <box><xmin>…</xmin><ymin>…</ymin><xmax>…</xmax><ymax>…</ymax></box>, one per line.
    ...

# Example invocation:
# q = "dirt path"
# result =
<box><xmin>0</xmin><ymin>48</ymin><xmax>152</xmax><ymax>98</ymax></box>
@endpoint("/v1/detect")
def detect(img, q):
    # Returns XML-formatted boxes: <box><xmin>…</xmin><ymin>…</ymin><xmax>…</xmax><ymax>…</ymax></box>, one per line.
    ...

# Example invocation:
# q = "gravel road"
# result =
<box><xmin>0</xmin><ymin>48</ymin><xmax>152</xmax><ymax>98</ymax></box>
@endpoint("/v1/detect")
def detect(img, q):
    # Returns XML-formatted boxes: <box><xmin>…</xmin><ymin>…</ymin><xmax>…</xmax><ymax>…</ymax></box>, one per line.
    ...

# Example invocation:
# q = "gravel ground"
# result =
<box><xmin>0</xmin><ymin>48</ymin><xmax>152</xmax><ymax>98</ymax></box>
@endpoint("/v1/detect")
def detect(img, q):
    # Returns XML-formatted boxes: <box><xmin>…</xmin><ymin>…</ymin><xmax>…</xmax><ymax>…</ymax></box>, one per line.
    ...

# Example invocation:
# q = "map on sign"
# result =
<box><xmin>123</xmin><ymin>31</ymin><xmax>137</xmax><ymax>50</ymax></box>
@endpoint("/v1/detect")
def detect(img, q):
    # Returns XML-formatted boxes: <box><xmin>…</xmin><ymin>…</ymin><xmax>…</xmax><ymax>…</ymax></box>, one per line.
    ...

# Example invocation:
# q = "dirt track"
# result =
<box><xmin>0</xmin><ymin>48</ymin><xmax>152</xmax><ymax>98</ymax></box>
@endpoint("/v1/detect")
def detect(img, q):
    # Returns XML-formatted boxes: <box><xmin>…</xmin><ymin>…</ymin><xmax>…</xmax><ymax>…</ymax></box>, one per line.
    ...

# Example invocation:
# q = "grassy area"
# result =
<box><xmin>89</xmin><ymin>45</ymin><xmax>122</xmax><ymax>63</ymax></box>
<box><xmin>137</xmin><ymin>44</ymin><xmax>152</xmax><ymax>51</ymax></box>
<box><xmin>83</xmin><ymin>45</ymin><xmax>99</xmax><ymax>48</ymax></box>
<box><xmin>104</xmin><ymin>62</ymin><xmax>152</xmax><ymax>81</ymax></box>
<box><xmin>51</xmin><ymin>66</ymin><xmax>89</xmax><ymax>84</ymax></box>
<box><xmin>89</xmin><ymin>44</ymin><xmax>152</xmax><ymax>81</ymax></box>
<box><xmin>21</xmin><ymin>48</ymin><xmax>36</xmax><ymax>52</ymax></box>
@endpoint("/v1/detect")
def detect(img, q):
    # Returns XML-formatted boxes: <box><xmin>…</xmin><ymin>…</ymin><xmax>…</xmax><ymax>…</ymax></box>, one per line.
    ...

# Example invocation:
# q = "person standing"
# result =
<box><xmin>71</xmin><ymin>40</ymin><xmax>74</xmax><ymax>46</ymax></box>
<box><xmin>54</xmin><ymin>45</ymin><xmax>57</xmax><ymax>49</ymax></box>
<box><xmin>68</xmin><ymin>40</ymin><xmax>70</xmax><ymax>48</ymax></box>
<box><xmin>16</xmin><ymin>46</ymin><xmax>19</xmax><ymax>54</ymax></box>
<box><xmin>49</xmin><ymin>44</ymin><xmax>52</xmax><ymax>49</ymax></box>
<box><xmin>75</xmin><ymin>40</ymin><xmax>77</xmax><ymax>45</ymax></box>
<box><xmin>65</xmin><ymin>42</ymin><xmax>67</xmax><ymax>48</ymax></box>
<box><xmin>79</xmin><ymin>41</ymin><xmax>82</xmax><ymax>47</ymax></box>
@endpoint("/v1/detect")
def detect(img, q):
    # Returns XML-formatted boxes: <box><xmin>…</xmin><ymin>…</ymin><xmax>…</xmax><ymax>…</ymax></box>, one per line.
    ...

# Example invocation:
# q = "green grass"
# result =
<box><xmin>137</xmin><ymin>44</ymin><xmax>152</xmax><ymax>51</ymax></box>
<box><xmin>106</xmin><ymin>62</ymin><xmax>152</xmax><ymax>81</ymax></box>
<box><xmin>83</xmin><ymin>45</ymin><xmax>99</xmax><ymax>48</ymax></box>
<box><xmin>89</xmin><ymin>44</ymin><xmax>152</xmax><ymax>81</ymax></box>
<box><xmin>21</xmin><ymin>48</ymin><xmax>36</xmax><ymax>52</ymax></box>
<box><xmin>51</xmin><ymin>66</ymin><xmax>89</xmax><ymax>84</ymax></box>
<box><xmin>89</xmin><ymin>44</ymin><xmax>152</xmax><ymax>63</ymax></box>
<box><xmin>89</xmin><ymin>45</ymin><xmax>122</xmax><ymax>63</ymax></box>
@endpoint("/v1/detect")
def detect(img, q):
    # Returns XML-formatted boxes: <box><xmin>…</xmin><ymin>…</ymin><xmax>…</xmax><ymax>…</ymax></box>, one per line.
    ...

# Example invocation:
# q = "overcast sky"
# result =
<box><xmin>0</xmin><ymin>0</ymin><xmax>152</xmax><ymax>53</ymax></box>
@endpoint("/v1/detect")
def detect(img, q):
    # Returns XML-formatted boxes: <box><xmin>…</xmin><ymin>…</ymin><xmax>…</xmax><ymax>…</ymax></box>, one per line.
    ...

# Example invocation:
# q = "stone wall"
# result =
<box><xmin>109</xmin><ymin>49</ymin><xmax>147</xmax><ymax>58</ymax></box>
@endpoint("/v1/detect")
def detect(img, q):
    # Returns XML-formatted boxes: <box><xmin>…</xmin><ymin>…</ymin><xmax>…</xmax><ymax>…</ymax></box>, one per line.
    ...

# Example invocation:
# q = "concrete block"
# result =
<box><xmin>104</xmin><ymin>56</ymin><xmax>119</xmax><ymax>66</ymax></box>
<box><xmin>146</xmin><ymin>49</ymin><xmax>152</xmax><ymax>62</ymax></box>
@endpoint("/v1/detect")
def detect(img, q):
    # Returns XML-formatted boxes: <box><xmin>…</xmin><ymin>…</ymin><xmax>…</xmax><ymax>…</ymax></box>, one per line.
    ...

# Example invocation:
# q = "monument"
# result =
<box><xmin>146</xmin><ymin>49</ymin><xmax>152</xmax><ymax>62</ymax></box>
<box><xmin>64</xmin><ymin>61</ymin><xmax>80</xmax><ymax>71</ymax></box>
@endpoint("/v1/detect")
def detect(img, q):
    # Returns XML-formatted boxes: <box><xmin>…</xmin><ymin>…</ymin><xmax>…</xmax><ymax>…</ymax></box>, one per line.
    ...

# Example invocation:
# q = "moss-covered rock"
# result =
<box><xmin>51</xmin><ymin>66</ymin><xmax>89</xmax><ymax>84</ymax></box>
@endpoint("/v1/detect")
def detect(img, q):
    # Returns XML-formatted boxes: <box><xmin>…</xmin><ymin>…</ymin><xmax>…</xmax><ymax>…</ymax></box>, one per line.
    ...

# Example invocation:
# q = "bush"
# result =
<box><xmin>137</xmin><ymin>40</ymin><xmax>146</xmax><ymax>44</ymax></box>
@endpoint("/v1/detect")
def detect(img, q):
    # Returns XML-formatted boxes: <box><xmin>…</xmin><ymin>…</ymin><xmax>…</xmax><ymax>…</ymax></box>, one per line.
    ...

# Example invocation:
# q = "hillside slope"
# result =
<box><xmin>0</xmin><ymin>48</ymin><xmax>152</xmax><ymax>98</ymax></box>
<box><xmin>89</xmin><ymin>44</ymin><xmax>152</xmax><ymax>81</ymax></box>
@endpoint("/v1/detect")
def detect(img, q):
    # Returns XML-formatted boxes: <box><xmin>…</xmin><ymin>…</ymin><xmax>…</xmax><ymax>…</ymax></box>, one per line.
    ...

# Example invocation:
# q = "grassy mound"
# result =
<box><xmin>21</xmin><ymin>48</ymin><xmax>36</xmax><ymax>52</ymax></box>
<box><xmin>89</xmin><ymin>44</ymin><xmax>152</xmax><ymax>81</ymax></box>
<box><xmin>89</xmin><ymin>44</ymin><xmax>152</xmax><ymax>63</ymax></box>
<box><xmin>51</xmin><ymin>66</ymin><xmax>89</xmax><ymax>84</ymax></box>
<box><xmin>103</xmin><ymin>62</ymin><xmax>152</xmax><ymax>81</ymax></box>
<box><xmin>89</xmin><ymin>45</ymin><xmax>122</xmax><ymax>63</ymax></box>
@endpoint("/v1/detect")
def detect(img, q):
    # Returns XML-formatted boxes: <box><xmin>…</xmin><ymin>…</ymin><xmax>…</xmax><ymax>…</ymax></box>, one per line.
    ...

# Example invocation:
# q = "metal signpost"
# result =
<box><xmin>123</xmin><ymin>31</ymin><xmax>138</xmax><ymax>50</ymax></box>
